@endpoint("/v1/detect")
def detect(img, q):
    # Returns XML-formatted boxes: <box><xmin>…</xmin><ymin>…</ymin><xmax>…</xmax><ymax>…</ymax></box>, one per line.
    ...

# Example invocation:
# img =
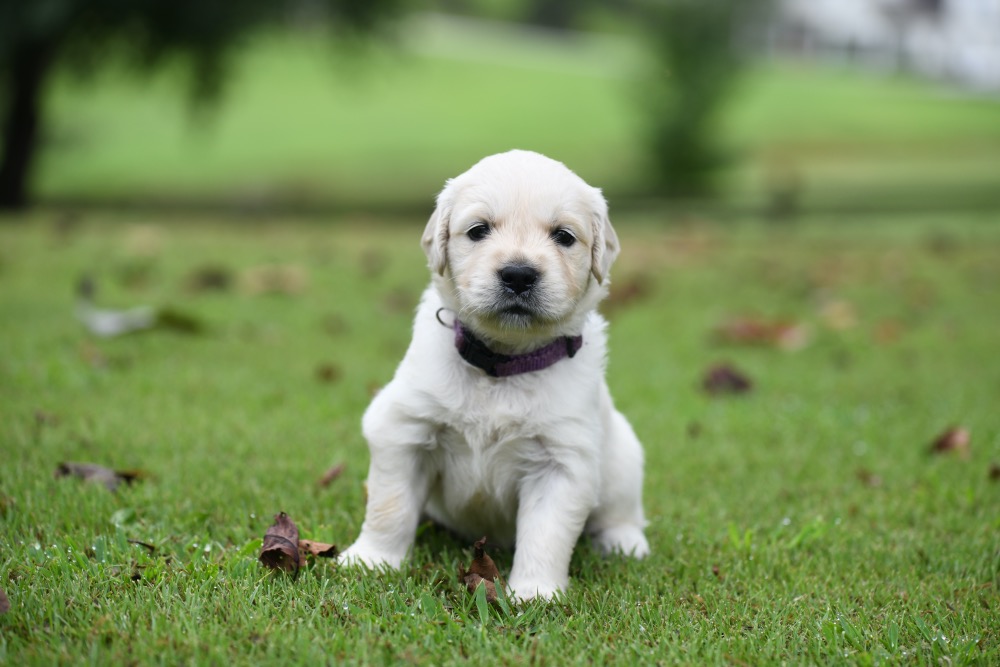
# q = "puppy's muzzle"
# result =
<box><xmin>499</xmin><ymin>264</ymin><xmax>539</xmax><ymax>296</ymax></box>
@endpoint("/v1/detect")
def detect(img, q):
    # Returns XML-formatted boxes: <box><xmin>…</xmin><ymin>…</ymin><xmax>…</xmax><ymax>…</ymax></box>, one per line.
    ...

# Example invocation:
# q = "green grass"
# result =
<box><xmin>1</xmin><ymin>211</ymin><xmax>999</xmax><ymax>664</ymax></box>
<box><xmin>35</xmin><ymin>14</ymin><xmax>1000</xmax><ymax>211</ymax></box>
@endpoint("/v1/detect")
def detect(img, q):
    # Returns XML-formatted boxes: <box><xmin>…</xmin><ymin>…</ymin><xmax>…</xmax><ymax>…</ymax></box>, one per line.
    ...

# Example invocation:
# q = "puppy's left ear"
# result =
<box><xmin>421</xmin><ymin>180</ymin><xmax>453</xmax><ymax>276</ymax></box>
<box><xmin>590</xmin><ymin>189</ymin><xmax>620</xmax><ymax>285</ymax></box>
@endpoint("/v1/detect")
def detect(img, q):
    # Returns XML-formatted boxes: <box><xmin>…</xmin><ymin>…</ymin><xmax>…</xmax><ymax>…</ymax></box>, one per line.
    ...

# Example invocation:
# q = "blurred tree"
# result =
<box><xmin>638</xmin><ymin>0</ymin><xmax>769</xmax><ymax>198</ymax></box>
<box><xmin>0</xmin><ymin>0</ymin><xmax>398</xmax><ymax>210</ymax></box>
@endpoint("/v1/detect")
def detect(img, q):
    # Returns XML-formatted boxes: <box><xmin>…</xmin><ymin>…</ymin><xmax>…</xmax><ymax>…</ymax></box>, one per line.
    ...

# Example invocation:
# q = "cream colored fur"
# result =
<box><xmin>340</xmin><ymin>150</ymin><xmax>649</xmax><ymax>600</ymax></box>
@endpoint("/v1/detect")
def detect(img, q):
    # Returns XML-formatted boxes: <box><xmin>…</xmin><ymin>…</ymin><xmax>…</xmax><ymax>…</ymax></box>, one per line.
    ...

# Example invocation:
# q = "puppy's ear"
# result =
<box><xmin>421</xmin><ymin>180</ymin><xmax>453</xmax><ymax>276</ymax></box>
<box><xmin>590</xmin><ymin>188</ymin><xmax>620</xmax><ymax>285</ymax></box>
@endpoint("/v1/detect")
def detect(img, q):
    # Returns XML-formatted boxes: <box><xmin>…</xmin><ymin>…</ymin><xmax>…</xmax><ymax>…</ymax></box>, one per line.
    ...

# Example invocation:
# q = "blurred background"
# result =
<box><xmin>2</xmin><ymin>0</ymin><xmax>999</xmax><ymax>218</ymax></box>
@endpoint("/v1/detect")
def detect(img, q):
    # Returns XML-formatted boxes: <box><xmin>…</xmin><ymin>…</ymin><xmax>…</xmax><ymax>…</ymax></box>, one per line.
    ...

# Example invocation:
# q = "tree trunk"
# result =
<box><xmin>0</xmin><ymin>38</ymin><xmax>55</xmax><ymax>211</ymax></box>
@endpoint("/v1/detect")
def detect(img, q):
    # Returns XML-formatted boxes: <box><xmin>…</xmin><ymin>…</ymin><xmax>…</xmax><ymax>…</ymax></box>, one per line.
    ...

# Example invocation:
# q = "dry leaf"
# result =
<box><xmin>458</xmin><ymin>536</ymin><xmax>503</xmax><ymax>603</ymax></box>
<box><xmin>702</xmin><ymin>364</ymin><xmax>753</xmax><ymax>395</ymax></box>
<box><xmin>604</xmin><ymin>274</ymin><xmax>654</xmax><ymax>316</ymax></box>
<box><xmin>713</xmin><ymin>317</ymin><xmax>810</xmax><ymax>351</ymax></box>
<box><xmin>259</xmin><ymin>512</ymin><xmax>302</xmax><ymax>573</ymax></box>
<box><xmin>0</xmin><ymin>587</ymin><xmax>9</xmax><ymax>614</ymax></box>
<box><xmin>819</xmin><ymin>299</ymin><xmax>857</xmax><ymax>331</ymax></box>
<box><xmin>54</xmin><ymin>462</ymin><xmax>144</xmax><ymax>492</ymax></box>
<box><xmin>855</xmin><ymin>468</ymin><xmax>883</xmax><ymax>488</ymax></box>
<box><xmin>184</xmin><ymin>265</ymin><xmax>232</xmax><ymax>292</ymax></box>
<box><xmin>317</xmin><ymin>463</ymin><xmax>345</xmax><ymax>488</ymax></box>
<box><xmin>240</xmin><ymin>265</ymin><xmax>308</xmax><ymax>296</ymax></box>
<box><xmin>315</xmin><ymin>363</ymin><xmax>342</xmax><ymax>384</ymax></box>
<box><xmin>298</xmin><ymin>539</ymin><xmax>338</xmax><ymax>559</ymax></box>
<box><xmin>930</xmin><ymin>427</ymin><xmax>971</xmax><ymax>458</ymax></box>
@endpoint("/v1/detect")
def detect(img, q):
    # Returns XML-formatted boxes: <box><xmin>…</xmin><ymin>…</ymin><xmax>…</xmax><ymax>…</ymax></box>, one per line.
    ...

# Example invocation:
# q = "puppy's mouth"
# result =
<box><xmin>486</xmin><ymin>293</ymin><xmax>549</xmax><ymax>327</ymax></box>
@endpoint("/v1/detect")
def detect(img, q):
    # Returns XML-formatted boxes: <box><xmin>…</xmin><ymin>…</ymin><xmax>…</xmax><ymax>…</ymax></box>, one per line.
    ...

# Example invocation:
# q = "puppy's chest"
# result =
<box><xmin>429</xmin><ymin>391</ymin><xmax>548</xmax><ymax>506</ymax></box>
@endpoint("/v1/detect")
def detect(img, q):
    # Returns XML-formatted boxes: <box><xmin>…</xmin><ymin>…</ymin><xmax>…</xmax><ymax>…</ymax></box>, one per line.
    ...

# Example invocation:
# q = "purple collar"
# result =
<box><xmin>445</xmin><ymin>314</ymin><xmax>583</xmax><ymax>377</ymax></box>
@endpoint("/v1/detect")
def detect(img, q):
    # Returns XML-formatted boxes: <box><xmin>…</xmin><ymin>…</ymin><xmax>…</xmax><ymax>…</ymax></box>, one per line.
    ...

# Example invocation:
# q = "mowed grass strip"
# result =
<box><xmin>35</xmin><ymin>14</ymin><xmax>1000</xmax><ymax>211</ymax></box>
<box><xmin>1</xmin><ymin>212</ymin><xmax>998</xmax><ymax>664</ymax></box>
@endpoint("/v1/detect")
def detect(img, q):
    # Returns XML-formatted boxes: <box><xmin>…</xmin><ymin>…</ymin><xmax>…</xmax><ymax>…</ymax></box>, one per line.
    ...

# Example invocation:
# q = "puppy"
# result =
<box><xmin>340</xmin><ymin>150</ymin><xmax>649</xmax><ymax>600</ymax></box>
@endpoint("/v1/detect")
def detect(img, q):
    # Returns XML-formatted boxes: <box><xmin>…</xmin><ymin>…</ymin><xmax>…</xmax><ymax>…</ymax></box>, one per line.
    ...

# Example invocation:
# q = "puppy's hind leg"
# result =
<box><xmin>588</xmin><ymin>408</ymin><xmax>650</xmax><ymax>559</ymax></box>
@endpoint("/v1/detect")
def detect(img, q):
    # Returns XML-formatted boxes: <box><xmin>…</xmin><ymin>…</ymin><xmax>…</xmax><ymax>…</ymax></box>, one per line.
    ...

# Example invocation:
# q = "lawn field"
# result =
<box><xmin>1</xmin><ymin>211</ymin><xmax>998</xmax><ymax>664</ymax></box>
<box><xmin>35</xmin><ymin>14</ymin><xmax>1000</xmax><ymax>213</ymax></box>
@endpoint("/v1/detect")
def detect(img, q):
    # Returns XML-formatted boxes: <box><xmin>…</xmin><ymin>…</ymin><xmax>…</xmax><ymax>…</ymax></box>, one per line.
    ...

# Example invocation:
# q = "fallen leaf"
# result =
<box><xmin>298</xmin><ymin>539</ymin><xmax>338</xmax><ymax>559</ymax></box>
<box><xmin>873</xmin><ymin>320</ymin><xmax>903</xmax><ymax>345</ymax></box>
<box><xmin>259</xmin><ymin>512</ymin><xmax>302</xmax><ymax>573</ymax></box>
<box><xmin>855</xmin><ymin>467</ymin><xmax>883</xmax><ymax>488</ymax></box>
<box><xmin>702</xmin><ymin>364</ymin><xmax>753</xmax><ymax>395</ymax></box>
<box><xmin>458</xmin><ymin>536</ymin><xmax>503</xmax><ymax>603</ymax></box>
<box><xmin>381</xmin><ymin>287</ymin><xmax>416</xmax><ymax>314</ymax></box>
<box><xmin>154</xmin><ymin>308</ymin><xmax>205</xmax><ymax>334</ymax></box>
<box><xmin>240</xmin><ymin>265</ymin><xmax>308</xmax><ymax>296</ymax></box>
<box><xmin>713</xmin><ymin>317</ymin><xmax>810</xmax><ymax>351</ymax></box>
<box><xmin>0</xmin><ymin>587</ymin><xmax>9</xmax><ymax>614</ymax></box>
<box><xmin>123</xmin><ymin>224</ymin><xmax>165</xmax><ymax>258</ymax></box>
<box><xmin>322</xmin><ymin>313</ymin><xmax>350</xmax><ymax>337</ymax></box>
<box><xmin>315</xmin><ymin>363</ymin><xmax>342</xmax><ymax>384</ymax></box>
<box><xmin>184</xmin><ymin>265</ymin><xmax>232</xmax><ymax>292</ymax></box>
<box><xmin>359</xmin><ymin>248</ymin><xmax>390</xmax><ymax>279</ymax></box>
<box><xmin>54</xmin><ymin>462</ymin><xmax>144</xmax><ymax>492</ymax></box>
<box><xmin>317</xmin><ymin>463</ymin><xmax>345</xmax><ymax>488</ymax></box>
<box><xmin>818</xmin><ymin>299</ymin><xmax>857</xmax><ymax>331</ymax></box>
<box><xmin>929</xmin><ymin>427</ymin><xmax>971</xmax><ymax>458</ymax></box>
<box><xmin>604</xmin><ymin>274</ymin><xmax>654</xmax><ymax>316</ymax></box>
<box><xmin>989</xmin><ymin>463</ymin><xmax>1000</xmax><ymax>481</ymax></box>
<box><xmin>34</xmin><ymin>410</ymin><xmax>59</xmax><ymax>427</ymax></box>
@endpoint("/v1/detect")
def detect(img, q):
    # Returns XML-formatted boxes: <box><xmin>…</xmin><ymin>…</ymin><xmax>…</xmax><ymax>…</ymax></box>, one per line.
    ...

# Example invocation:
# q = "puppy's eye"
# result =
<box><xmin>551</xmin><ymin>228</ymin><xmax>576</xmax><ymax>248</ymax></box>
<box><xmin>467</xmin><ymin>223</ymin><xmax>491</xmax><ymax>242</ymax></box>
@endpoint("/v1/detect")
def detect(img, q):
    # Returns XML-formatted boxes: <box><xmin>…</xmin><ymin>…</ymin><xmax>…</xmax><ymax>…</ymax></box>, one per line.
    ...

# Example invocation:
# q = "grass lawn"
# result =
<box><xmin>35</xmin><ymin>14</ymin><xmax>1000</xmax><ymax>212</ymax></box>
<box><xmin>1</xmin><ymin>210</ymin><xmax>998</xmax><ymax>664</ymax></box>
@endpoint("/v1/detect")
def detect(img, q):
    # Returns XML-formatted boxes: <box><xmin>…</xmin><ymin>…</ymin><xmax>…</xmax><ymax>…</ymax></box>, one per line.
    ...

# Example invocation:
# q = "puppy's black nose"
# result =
<box><xmin>499</xmin><ymin>265</ymin><xmax>539</xmax><ymax>295</ymax></box>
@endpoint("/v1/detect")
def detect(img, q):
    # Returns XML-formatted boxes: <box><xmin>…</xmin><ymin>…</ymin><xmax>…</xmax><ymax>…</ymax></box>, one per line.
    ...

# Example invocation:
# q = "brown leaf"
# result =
<box><xmin>604</xmin><ymin>274</ymin><xmax>654</xmax><ymax>316</ymax></box>
<box><xmin>930</xmin><ymin>427</ymin><xmax>971</xmax><ymax>458</ymax></box>
<box><xmin>54</xmin><ymin>462</ymin><xmax>144</xmax><ymax>492</ymax></box>
<box><xmin>154</xmin><ymin>308</ymin><xmax>205</xmax><ymax>335</ymax></box>
<box><xmin>0</xmin><ymin>587</ymin><xmax>9</xmax><ymax>614</ymax></box>
<box><xmin>299</xmin><ymin>539</ymin><xmax>338</xmax><ymax>559</ymax></box>
<box><xmin>315</xmin><ymin>363</ymin><xmax>342</xmax><ymax>384</ymax></box>
<box><xmin>713</xmin><ymin>317</ymin><xmax>810</xmax><ymax>351</ymax></box>
<box><xmin>458</xmin><ymin>536</ymin><xmax>503</xmax><ymax>603</ymax></box>
<box><xmin>359</xmin><ymin>248</ymin><xmax>390</xmax><ymax>279</ymax></box>
<box><xmin>259</xmin><ymin>512</ymin><xmax>302</xmax><ymax>573</ymax></box>
<box><xmin>240</xmin><ymin>265</ymin><xmax>309</xmax><ymax>296</ymax></box>
<box><xmin>184</xmin><ymin>265</ymin><xmax>232</xmax><ymax>292</ymax></box>
<box><xmin>317</xmin><ymin>463</ymin><xmax>346</xmax><ymax>488</ymax></box>
<box><xmin>702</xmin><ymin>364</ymin><xmax>753</xmax><ymax>396</ymax></box>
<box><xmin>818</xmin><ymin>299</ymin><xmax>857</xmax><ymax>331</ymax></box>
<box><xmin>855</xmin><ymin>467</ymin><xmax>883</xmax><ymax>488</ymax></box>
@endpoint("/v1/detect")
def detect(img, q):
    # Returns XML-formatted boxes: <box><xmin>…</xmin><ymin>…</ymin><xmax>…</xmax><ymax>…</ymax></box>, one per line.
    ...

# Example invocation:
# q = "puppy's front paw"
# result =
<box><xmin>338</xmin><ymin>542</ymin><xmax>405</xmax><ymax>570</ymax></box>
<box><xmin>593</xmin><ymin>525</ymin><xmax>650</xmax><ymax>559</ymax></box>
<box><xmin>507</xmin><ymin>577</ymin><xmax>564</xmax><ymax>602</ymax></box>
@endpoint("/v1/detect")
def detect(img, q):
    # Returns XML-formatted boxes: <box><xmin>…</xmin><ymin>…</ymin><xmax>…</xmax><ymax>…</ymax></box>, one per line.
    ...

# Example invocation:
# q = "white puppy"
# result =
<box><xmin>340</xmin><ymin>150</ymin><xmax>649</xmax><ymax>600</ymax></box>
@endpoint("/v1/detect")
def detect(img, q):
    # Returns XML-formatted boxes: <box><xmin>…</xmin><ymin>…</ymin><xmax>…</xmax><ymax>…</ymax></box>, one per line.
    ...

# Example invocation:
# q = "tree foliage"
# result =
<box><xmin>0</xmin><ymin>0</ymin><xmax>398</xmax><ymax>209</ymax></box>
<box><xmin>638</xmin><ymin>0</ymin><xmax>770</xmax><ymax>198</ymax></box>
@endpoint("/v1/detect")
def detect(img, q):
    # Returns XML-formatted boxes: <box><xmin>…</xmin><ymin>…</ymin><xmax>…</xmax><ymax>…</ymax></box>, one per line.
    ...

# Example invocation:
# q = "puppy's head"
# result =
<box><xmin>422</xmin><ymin>150</ymin><xmax>619</xmax><ymax>349</ymax></box>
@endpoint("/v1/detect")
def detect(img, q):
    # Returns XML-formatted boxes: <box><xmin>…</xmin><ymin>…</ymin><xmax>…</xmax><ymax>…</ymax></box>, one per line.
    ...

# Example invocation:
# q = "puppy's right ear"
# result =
<box><xmin>421</xmin><ymin>181</ymin><xmax>452</xmax><ymax>276</ymax></box>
